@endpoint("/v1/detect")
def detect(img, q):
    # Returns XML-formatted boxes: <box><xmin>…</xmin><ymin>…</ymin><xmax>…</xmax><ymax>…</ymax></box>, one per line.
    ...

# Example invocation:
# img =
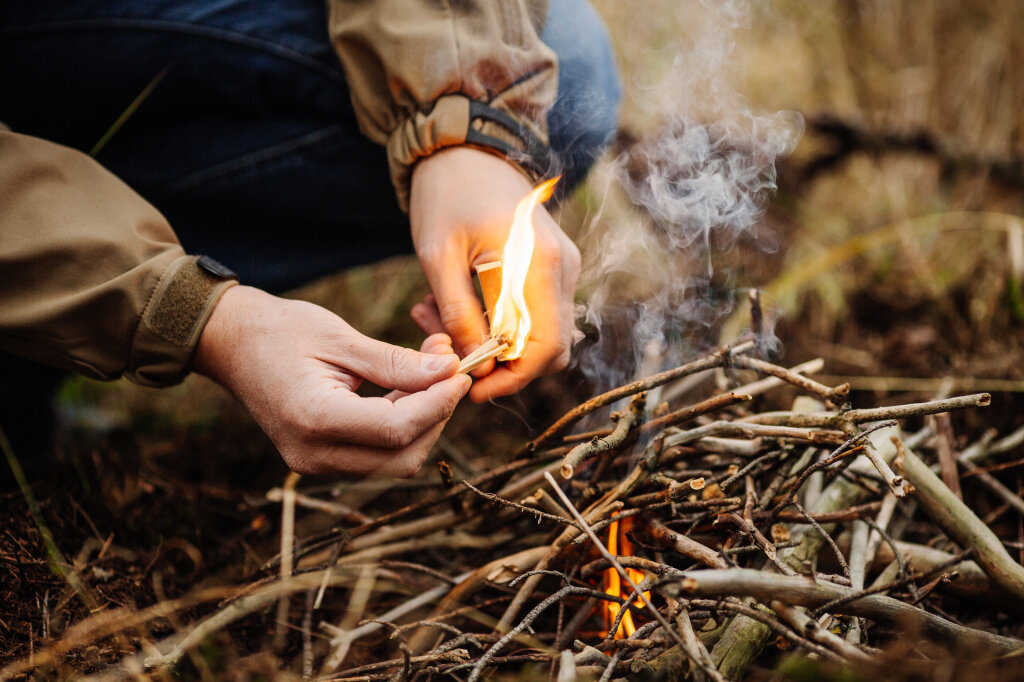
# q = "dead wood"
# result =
<box><xmin>561</xmin><ymin>393</ymin><xmax>646</xmax><ymax>480</ymax></box>
<box><xmin>730</xmin><ymin>354</ymin><xmax>849</xmax><ymax>405</ymax></box>
<box><xmin>901</xmin><ymin>445</ymin><xmax>1024</xmax><ymax>603</ymax></box>
<box><xmin>644</xmin><ymin>517</ymin><xmax>728</xmax><ymax>569</ymax></box>
<box><xmin>522</xmin><ymin>341</ymin><xmax>754</xmax><ymax>453</ymax></box>
<box><xmin>24</xmin><ymin>349</ymin><xmax>1018</xmax><ymax>681</ymax></box>
<box><xmin>672</xmin><ymin>568</ymin><xmax>1024</xmax><ymax>654</ymax></box>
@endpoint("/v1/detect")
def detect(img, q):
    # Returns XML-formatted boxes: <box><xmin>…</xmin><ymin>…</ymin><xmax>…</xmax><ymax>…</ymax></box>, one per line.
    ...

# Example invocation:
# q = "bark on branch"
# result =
<box><xmin>670</xmin><ymin>568</ymin><xmax>1024</xmax><ymax>654</ymax></box>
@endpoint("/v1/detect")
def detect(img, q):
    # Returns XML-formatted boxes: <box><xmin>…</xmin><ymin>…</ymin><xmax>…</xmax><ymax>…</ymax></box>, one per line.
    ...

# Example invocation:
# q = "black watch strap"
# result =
<box><xmin>465</xmin><ymin>100</ymin><xmax>552</xmax><ymax>178</ymax></box>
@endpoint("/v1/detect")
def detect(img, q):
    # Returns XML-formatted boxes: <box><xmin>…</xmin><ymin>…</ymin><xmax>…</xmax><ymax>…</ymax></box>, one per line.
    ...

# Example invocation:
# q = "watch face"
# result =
<box><xmin>197</xmin><ymin>255</ymin><xmax>237</xmax><ymax>280</ymax></box>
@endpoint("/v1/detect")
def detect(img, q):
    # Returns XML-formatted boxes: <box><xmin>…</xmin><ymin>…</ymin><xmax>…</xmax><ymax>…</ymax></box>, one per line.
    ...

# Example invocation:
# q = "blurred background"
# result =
<box><xmin>54</xmin><ymin>0</ymin><xmax>1022</xmax><ymax>467</ymax></box>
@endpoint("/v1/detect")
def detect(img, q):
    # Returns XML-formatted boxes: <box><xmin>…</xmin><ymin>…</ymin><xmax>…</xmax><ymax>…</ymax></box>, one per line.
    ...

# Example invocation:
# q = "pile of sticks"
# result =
<box><xmin>15</xmin><ymin>341</ymin><xmax>1024</xmax><ymax>681</ymax></box>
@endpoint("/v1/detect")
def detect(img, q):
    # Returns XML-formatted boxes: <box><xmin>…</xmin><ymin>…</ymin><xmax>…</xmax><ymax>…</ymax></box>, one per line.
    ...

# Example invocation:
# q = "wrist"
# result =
<box><xmin>191</xmin><ymin>284</ymin><xmax>268</xmax><ymax>385</ymax></box>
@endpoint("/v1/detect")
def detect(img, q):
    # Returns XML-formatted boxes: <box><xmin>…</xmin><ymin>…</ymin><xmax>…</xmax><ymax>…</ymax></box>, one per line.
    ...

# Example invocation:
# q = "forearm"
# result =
<box><xmin>0</xmin><ymin>131</ymin><xmax>236</xmax><ymax>386</ymax></box>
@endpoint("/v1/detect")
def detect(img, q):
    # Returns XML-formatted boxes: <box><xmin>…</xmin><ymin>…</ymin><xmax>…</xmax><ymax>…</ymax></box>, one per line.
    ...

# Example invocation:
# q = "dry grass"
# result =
<box><xmin>580</xmin><ymin>0</ymin><xmax>1024</xmax><ymax>383</ymax></box>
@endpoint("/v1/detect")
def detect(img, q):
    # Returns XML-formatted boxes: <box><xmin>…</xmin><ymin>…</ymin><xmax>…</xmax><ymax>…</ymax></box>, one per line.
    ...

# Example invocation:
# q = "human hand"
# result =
<box><xmin>409</xmin><ymin>147</ymin><xmax>581</xmax><ymax>402</ymax></box>
<box><xmin>191</xmin><ymin>286</ymin><xmax>471</xmax><ymax>476</ymax></box>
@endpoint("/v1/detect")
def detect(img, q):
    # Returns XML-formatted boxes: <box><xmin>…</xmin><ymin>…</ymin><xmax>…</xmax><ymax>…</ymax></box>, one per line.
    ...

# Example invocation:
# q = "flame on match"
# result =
<box><xmin>490</xmin><ymin>176</ymin><xmax>560</xmax><ymax>360</ymax></box>
<box><xmin>602</xmin><ymin>515</ymin><xmax>648</xmax><ymax>638</ymax></box>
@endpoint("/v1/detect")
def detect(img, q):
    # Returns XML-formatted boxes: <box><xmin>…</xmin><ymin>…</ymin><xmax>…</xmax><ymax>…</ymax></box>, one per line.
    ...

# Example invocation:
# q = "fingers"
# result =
<box><xmin>324</xmin><ymin>374</ymin><xmax>470</xmax><ymax>449</ymax></box>
<box><xmin>339</xmin><ymin>328</ymin><xmax>459</xmax><ymax>392</ymax></box>
<box><xmin>203</xmin><ymin>290</ymin><xmax>471</xmax><ymax>479</ymax></box>
<box><xmin>279</xmin><ymin>373</ymin><xmax>471</xmax><ymax>476</ymax></box>
<box><xmin>384</xmin><ymin>333</ymin><xmax>455</xmax><ymax>401</ymax></box>
<box><xmin>410</xmin><ymin>294</ymin><xmax>446</xmax><ymax>336</ymax></box>
<box><xmin>419</xmin><ymin>331</ymin><xmax>454</xmax><ymax>356</ymax></box>
<box><xmin>288</xmin><ymin>420</ymin><xmax>449</xmax><ymax>478</ymax></box>
<box><xmin>420</xmin><ymin>249</ymin><xmax>490</xmax><ymax>357</ymax></box>
<box><xmin>412</xmin><ymin>294</ymin><xmax>496</xmax><ymax>376</ymax></box>
<box><xmin>407</xmin><ymin>147</ymin><xmax>582</xmax><ymax>401</ymax></box>
<box><xmin>366</xmin><ymin>421</ymin><xmax>448</xmax><ymax>478</ymax></box>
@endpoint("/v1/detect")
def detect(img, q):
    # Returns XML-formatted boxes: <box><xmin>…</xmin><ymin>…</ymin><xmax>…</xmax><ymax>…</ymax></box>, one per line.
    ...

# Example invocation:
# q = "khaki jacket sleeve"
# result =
<box><xmin>328</xmin><ymin>0</ymin><xmax>557</xmax><ymax>211</ymax></box>
<box><xmin>0</xmin><ymin>131</ymin><xmax>237</xmax><ymax>387</ymax></box>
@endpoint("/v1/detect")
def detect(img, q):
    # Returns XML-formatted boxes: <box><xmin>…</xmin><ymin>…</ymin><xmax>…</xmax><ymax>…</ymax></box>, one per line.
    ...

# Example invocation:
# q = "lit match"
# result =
<box><xmin>459</xmin><ymin>176</ymin><xmax>560</xmax><ymax>373</ymax></box>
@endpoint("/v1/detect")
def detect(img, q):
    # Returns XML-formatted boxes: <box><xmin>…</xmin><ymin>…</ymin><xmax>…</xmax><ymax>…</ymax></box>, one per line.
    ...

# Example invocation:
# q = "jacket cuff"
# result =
<box><xmin>127</xmin><ymin>255</ymin><xmax>238</xmax><ymax>387</ymax></box>
<box><xmin>386</xmin><ymin>91</ymin><xmax>554</xmax><ymax>212</ymax></box>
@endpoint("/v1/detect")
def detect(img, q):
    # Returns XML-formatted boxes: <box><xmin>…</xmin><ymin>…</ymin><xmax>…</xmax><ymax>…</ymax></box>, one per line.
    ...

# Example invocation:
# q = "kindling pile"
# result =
<box><xmin>27</xmin><ymin>339</ymin><xmax>1024</xmax><ymax>681</ymax></box>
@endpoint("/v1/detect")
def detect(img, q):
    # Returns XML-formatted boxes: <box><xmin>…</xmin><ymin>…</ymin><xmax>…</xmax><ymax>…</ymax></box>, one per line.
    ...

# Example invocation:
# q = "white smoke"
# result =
<box><xmin>572</xmin><ymin>0</ymin><xmax>803</xmax><ymax>392</ymax></box>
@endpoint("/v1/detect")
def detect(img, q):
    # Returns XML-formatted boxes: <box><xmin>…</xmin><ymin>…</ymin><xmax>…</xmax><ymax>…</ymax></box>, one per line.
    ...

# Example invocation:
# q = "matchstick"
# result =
<box><xmin>474</xmin><ymin>261</ymin><xmax>503</xmax><ymax>324</ymax></box>
<box><xmin>458</xmin><ymin>336</ymin><xmax>509</xmax><ymax>374</ymax></box>
<box><xmin>459</xmin><ymin>336</ymin><xmax>500</xmax><ymax>366</ymax></box>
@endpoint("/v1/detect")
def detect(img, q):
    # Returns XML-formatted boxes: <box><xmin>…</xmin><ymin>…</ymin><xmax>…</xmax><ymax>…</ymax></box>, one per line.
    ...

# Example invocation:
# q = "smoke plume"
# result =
<box><xmin>572</xmin><ymin>0</ymin><xmax>803</xmax><ymax>393</ymax></box>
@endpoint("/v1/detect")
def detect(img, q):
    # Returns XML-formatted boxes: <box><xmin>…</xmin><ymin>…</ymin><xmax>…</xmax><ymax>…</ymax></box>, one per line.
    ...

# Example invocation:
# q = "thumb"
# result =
<box><xmin>340</xmin><ymin>330</ymin><xmax>458</xmax><ymax>392</ymax></box>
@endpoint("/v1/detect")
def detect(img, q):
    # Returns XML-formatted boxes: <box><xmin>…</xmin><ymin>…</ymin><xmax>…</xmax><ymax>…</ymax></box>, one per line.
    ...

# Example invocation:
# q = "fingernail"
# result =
<box><xmin>421</xmin><ymin>354</ymin><xmax>455</xmax><ymax>372</ymax></box>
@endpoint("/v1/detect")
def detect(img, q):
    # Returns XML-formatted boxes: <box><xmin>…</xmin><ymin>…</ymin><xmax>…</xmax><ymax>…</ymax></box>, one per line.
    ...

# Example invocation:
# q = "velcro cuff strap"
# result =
<box><xmin>127</xmin><ymin>255</ymin><xmax>237</xmax><ymax>387</ymax></box>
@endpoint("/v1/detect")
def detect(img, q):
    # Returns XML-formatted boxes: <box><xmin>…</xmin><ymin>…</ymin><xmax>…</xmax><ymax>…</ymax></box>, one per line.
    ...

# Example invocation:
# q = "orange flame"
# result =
<box><xmin>490</xmin><ymin>176</ymin><xmax>560</xmax><ymax>360</ymax></box>
<box><xmin>602</xmin><ymin>516</ymin><xmax>648</xmax><ymax>638</ymax></box>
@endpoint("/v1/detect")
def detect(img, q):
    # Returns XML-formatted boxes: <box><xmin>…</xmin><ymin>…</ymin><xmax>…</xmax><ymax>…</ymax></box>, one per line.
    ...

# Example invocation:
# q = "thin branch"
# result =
<box><xmin>861</xmin><ymin>437</ymin><xmax>909</xmax><ymax>497</ymax></box>
<box><xmin>524</xmin><ymin>342</ymin><xmax>753</xmax><ymax>453</ymax></box>
<box><xmin>790</xmin><ymin>500</ymin><xmax>850</xmax><ymax>580</ymax></box>
<box><xmin>639</xmin><ymin>391</ymin><xmax>752</xmax><ymax>438</ymax></box>
<box><xmin>957</xmin><ymin>455</ymin><xmax>1024</xmax><ymax>517</ymax></box>
<box><xmin>809</xmin><ymin>552</ymin><xmax>971</xmax><ymax>619</ymax></box>
<box><xmin>461</xmin><ymin>481</ymin><xmax>577</xmax><ymax>528</ymax></box>
<box><xmin>862</xmin><ymin>517</ymin><xmax>919</xmax><ymax>603</ymax></box>
<box><xmin>561</xmin><ymin>394</ymin><xmax>646</xmax><ymax>479</ymax></box>
<box><xmin>770</xmin><ymin>600</ymin><xmax>872</xmax><ymax>663</ymax></box>
<box><xmin>902</xmin><ymin>445</ymin><xmax>1024</xmax><ymax>603</ymax></box>
<box><xmin>691</xmin><ymin>598</ymin><xmax>841</xmax><ymax>662</ymax></box>
<box><xmin>275</xmin><ymin>471</ymin><xmax>302</xmax><ymax>653</ymax></box>
<box><xmin>645</xmin><ymin>517</ymin><xmax>728</xmax><ymax>569</ymax></box>
<box><xmin>672</xmin><ymin>568</ymin><xmax>1023</xmax><ymax>654</ymax></box>
<box><xmin>719</xmin><ymin>450</ymin><xmax>785</xmax><ymax>491</ymax></box>
<box><xmin>665</xmin><ymin>421</ymin><xmax>847</xmax><ymax>449</ymax></box>
<box><xmin>744</xmin><ymin>393</ymin><xmax>991</xmax><ymax>428</ymax></box>
<box><xmin>466</xmin><ymin>585</ymin><xmax>620</xmax><ymax>682</ymax></box>
<box><xmin>731</xmin><ymin>354</ymin><xmax>849</xmax><ymax>405</ymax></box>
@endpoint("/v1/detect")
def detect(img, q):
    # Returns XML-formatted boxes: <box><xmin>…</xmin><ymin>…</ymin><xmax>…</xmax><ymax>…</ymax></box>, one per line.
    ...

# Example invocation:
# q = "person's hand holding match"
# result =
<box><xmin>192</xmin><ymin>286</ymin><xmax>470</xmax><ymax>476</ymax></box>
<box><xmin>409</xmin><ymin>147</ymin><xmax>581</xmax><ymax>402</ymax></box>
